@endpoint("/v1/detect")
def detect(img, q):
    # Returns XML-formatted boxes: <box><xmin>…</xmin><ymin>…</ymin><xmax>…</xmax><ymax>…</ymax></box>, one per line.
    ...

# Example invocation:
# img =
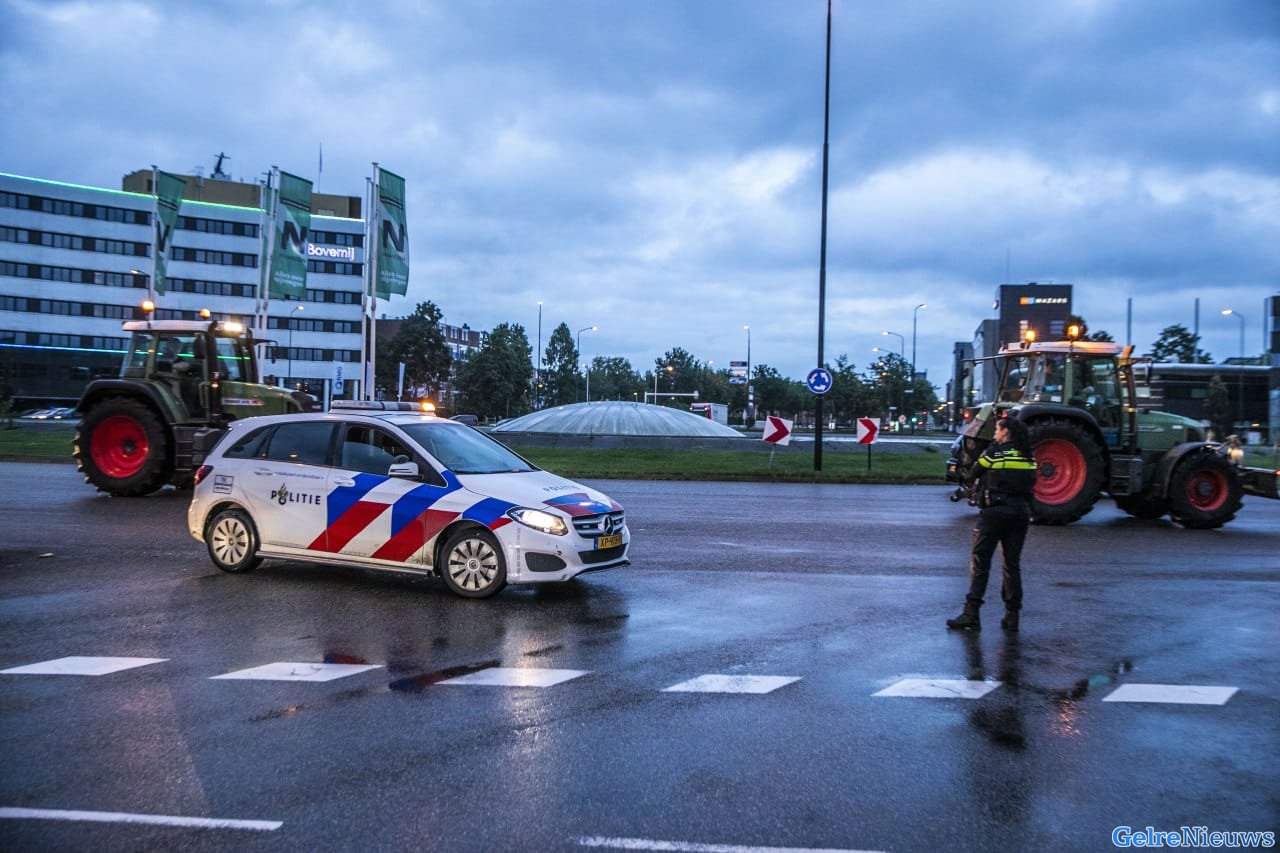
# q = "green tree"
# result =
<box><xmin>751</xmin><ymin>364</ymin><xmax>792</xmax><ymax>417</ymax></box>
<box><xmin>456</xmin><ymin>323</ymin><xmax>533</xmax><ymax>420</ymax></box>
<box><xmin>386</xmin><ymin>301</ymin><xmax>452</xmax><ymax>400</ymax></box>
<box><xmin>1147</xmin><ymin>324</ymin><xmax>1212</xmax><ymax>363</ymax></box>
<box><xmin>1204</xmin><ymin>374</ymin><xmax>1232</xmax><ymax>440</ymax></box>
<box><xmin>651</xmin><ymin>347</ymin><xmax>702</xmax><ymax>407</ymax></box>
<box><xmin>825</xmin><ymin>354</ymin><xmax>874</xmax><ymax>425</ymax></box>
<box><xmin>542</xmin><ymin>323</ymin><xmax>579</xmax><ymax>407</ymax></box>
<box><xmin>586</xmin><ymin>356</ymin><xmax>642</xmax><ymax>401</ymax></box>
<box><xmin>865</xmin><ymin>352</ymin><xmax>913</xmax><ymax>421</ymax></box>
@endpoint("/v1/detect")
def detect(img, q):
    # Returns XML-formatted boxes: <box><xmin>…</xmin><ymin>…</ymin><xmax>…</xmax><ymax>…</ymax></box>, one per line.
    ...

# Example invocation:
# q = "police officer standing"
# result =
<box><xmin>947</xmin><ymin>417</ymin><xmax>1037</xmax><ymax>632</ymax></box>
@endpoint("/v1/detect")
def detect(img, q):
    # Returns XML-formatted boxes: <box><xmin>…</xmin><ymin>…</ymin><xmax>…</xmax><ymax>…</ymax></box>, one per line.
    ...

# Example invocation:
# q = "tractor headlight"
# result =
<box><xmin>507</xmin><ymin>508</ymin><xmax>568</xmax><ymax>536</ymax></box>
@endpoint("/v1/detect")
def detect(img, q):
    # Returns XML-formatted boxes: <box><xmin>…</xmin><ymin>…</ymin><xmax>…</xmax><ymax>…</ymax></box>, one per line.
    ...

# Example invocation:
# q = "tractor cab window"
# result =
<box><xmin>214</xmin><ymin>337</ymin><xmax>251</xmax><ymax>383</ymax></box>
<box><xmin>998</xmin><ymin>357</ymin><xmax>1030</xmax><ymax>402</ymax></box>
<box><xmin>1070</xmin><ymin>356</ymin><xmax>1122</xmax><ymax>426</ymax></box>
<box><xmin>122</xmin><ymin>334</ymin><xmax>151</xmax><ymax>378</ymax></box>
<box><xmin>1023</xmin><ymin>353</ymin><xmax>1068</xmax><ymax>403</ymax></box>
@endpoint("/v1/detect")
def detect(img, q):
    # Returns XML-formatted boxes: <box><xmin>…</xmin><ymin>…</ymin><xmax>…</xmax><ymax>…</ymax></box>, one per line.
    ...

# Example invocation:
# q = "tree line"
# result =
<box><xmin>372</xmin><ymin>305</ymin><xmax>1247</xmax><ymax>429</ymax></box>
<box><xmin>374</xmin><ymin>301</ymin><xmax>941</xmax><ymax>424</ymax></box>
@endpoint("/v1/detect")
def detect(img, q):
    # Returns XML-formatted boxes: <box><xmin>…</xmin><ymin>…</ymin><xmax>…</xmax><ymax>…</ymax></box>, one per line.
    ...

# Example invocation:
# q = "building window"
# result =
<box><xmin>0</xmin><ymin>190</ymin><xmax>149</xmax><ymax>224</ymax></box>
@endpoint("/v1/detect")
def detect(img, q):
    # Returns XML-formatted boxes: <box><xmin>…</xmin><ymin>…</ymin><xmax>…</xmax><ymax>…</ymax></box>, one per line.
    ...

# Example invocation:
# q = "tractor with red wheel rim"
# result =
<box><xmin>952</xmin><ymin>335</ymin><xmax>1278</xmax><ymax>529</ymax></box>
<box><xmin>74</xmin><ymin>318</ymin><xmax>314</xmax><ymax>496</ymax></box>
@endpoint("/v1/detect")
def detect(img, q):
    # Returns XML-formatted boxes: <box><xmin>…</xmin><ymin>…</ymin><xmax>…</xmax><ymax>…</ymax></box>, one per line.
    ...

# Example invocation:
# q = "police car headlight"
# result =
<box><xmin>507</xmin><ymin>508</ymin><xmax>568</xmax><ymax>536</ymax></box>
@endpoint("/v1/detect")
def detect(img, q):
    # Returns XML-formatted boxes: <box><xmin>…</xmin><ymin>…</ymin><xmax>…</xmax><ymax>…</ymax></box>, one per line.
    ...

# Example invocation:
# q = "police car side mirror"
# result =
<box><xmin>389</xmin><ymin>459</ymin><xmax>419</xmax><ymax>479</ymax></box>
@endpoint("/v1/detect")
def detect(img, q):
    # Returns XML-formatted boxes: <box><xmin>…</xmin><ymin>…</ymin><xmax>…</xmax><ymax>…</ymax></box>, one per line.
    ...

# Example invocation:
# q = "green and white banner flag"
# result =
<box><xmin>269</xmin><ymin>171</ymin><xmax>312</xmax><ymax>300</ymax></box>
<box><xmin>153</xmin><ymin>171</ymin><xmax>187</xmax><ymax>296</ymax></box>
<box><xmin>375</xmin><ymin>167</ymin><xmax>409</xmax><ymax>299</ymax></box>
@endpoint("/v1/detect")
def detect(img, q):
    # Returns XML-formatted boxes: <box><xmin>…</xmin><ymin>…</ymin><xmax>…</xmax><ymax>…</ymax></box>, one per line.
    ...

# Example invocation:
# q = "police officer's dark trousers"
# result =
<box><xmin>967</xmin><ymin>504</ymin><xmax>1029</xmax><ymax>610</ymax></box>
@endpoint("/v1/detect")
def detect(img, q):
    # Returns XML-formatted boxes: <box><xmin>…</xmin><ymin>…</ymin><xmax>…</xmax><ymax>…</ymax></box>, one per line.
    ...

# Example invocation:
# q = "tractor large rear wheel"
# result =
<box><xmin>1168</xmin><ymin>452</ymin><xmax>1243</xmax><ymax>530</ymax></box>
<box><xmin>1027</xmin><ymin>418</ymin><xmax>1105</xmax><ymax>525</ymax></box>
<box><xmin>74</xmin><ymin>396</ymin><xmax>172</xmax><ymax>496</ymax></box>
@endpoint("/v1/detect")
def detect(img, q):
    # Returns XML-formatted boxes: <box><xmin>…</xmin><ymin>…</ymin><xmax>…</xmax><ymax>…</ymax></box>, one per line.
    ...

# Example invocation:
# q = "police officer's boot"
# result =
<box><xmin>1000</xmin><ymin>610</ymin><xmax>1019</xmax><ymax>632</ymax></box>
<box><xmin>946</xmin><ymin>603</ymin><xmax>981</xmax><ymax>631</ymax></box>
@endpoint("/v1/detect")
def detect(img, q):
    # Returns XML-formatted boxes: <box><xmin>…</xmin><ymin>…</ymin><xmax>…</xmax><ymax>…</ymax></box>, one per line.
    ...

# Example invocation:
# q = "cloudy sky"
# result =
<box><xmin>2</xmin><ymin>0</ymin><xmax>1277</xmax><ymax>389</ymax></box>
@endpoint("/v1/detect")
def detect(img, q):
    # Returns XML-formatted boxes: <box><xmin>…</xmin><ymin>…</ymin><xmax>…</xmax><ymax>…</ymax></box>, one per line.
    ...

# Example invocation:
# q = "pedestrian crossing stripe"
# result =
<box><xmin>0</xmin><ymin>657</ymin><xmax>167</xmax><ymax>676</ymax></box>
<box><xmin>438</xmin><ymin>667</ymin><xmax>589</xmax><ymax>687</ymax></box>
<box><xmin>872</xmin><ymin>678</ymin><xmax>1001</xmax><ymax>699</ymax></box>
<box><xmin>663</xmin><ymin>675</ymin><xmax>801</xmax><ymax>694</ymax></box>
<box><xmin>1102</xmin><ymin>684</ymin><xmax>1239</xmax><ymax>705</ymax></box>
<box><xmin>210</xmin><ymin>662</ymin><xmax>382</xmax><ymax>682</ymax></box>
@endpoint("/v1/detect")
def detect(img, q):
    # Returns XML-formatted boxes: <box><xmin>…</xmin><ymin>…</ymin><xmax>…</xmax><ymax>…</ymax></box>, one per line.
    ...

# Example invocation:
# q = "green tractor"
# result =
<box><xmin>74</xmin><ymin>318</ymin><xmax>314</xmax><ymax>496</ymax></box>
<box><xmin>951</xmin><ymin>338</ymin><xmax>1278</xmax><ymax>528</ymax></box>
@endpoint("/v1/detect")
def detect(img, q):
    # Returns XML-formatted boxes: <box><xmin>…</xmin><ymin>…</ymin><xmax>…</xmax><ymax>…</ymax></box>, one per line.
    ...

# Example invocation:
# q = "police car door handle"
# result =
<box><xmin>253</xmin><ymin>467</ymin><xmax>273</xmax><ymax>477</ymax></box>
<box><xmin>334</xmin><ymin>478</ymin><xmax>355</xmax><ymax>488</ymax></box>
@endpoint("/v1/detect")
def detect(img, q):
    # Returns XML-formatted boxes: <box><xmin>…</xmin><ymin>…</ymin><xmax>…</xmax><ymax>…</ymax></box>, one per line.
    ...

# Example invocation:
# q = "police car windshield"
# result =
<box><xmin>398</xmin><ymin>422</ymin><xmax>536</xmax><ymax>475</ymax></box>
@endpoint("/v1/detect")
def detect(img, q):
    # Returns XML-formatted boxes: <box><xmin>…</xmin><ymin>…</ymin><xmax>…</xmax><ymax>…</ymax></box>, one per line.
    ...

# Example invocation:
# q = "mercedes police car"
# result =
<box><xmin>188</xmin><ymin>402</ymin><xmax>629</xmax><ymax>598</ymax></box>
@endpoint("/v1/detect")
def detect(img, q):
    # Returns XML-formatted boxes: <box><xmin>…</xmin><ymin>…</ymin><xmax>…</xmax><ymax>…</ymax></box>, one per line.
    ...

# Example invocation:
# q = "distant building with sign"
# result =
<box><xmin>951</xmin><ymin>282</ymin><xmax>1074</xmax><ymax>419</ymax></box>
<box><xmin>1</xmin><ymin>169</ymin><xmax>366</xmax><ymax>408</ymax></box>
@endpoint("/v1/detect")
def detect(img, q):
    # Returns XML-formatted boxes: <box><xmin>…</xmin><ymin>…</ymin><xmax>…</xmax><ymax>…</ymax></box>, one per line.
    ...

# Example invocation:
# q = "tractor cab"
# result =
<box><xmin>121</xmin><ymin>319</ymin><xmax>257</xmax><ymax>421</ymax></box>
<box><xmin>996</xmin><ymin>340</ymin><xmax>1131</xmax><ymax>447</ymax></box>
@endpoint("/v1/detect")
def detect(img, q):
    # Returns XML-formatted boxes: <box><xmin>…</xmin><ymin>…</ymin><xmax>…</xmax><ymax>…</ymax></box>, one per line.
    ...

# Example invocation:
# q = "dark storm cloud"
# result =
<box><xmin>1</xmin><ymin>0</ymin><xmax>1276</xmax><ymax>378</ymax></box>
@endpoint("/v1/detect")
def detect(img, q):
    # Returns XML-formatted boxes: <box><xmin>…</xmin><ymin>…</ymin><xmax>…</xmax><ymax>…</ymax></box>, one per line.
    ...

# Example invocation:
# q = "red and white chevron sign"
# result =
<box><xmin>856</xmin><ymin>417</ymin><xmax>880</xmax><ymax>444</ymax></box>
<box><xmin>763</xmin><ymin>416</ymin><xmax>793</xmax><ymax>446</ymax></box>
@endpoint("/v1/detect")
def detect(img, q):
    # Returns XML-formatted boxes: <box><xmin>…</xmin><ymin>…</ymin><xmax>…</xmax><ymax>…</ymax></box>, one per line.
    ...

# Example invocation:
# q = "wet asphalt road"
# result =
<box><xmin>0</xmin><ymin>461</ymin><xmax>1277</xmax><ymax>852</ymax></box>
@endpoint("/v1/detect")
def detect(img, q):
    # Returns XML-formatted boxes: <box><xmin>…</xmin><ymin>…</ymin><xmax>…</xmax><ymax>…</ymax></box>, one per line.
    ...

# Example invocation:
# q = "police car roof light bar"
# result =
<box><xmin>330</xmin><ymin>400</ymin><xmax>422</xmax><ymax>412</ymax></box>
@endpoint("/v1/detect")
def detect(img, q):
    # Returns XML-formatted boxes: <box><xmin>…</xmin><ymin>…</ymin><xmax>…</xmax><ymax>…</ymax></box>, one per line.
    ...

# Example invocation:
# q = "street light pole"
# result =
<box><xmin>536</xmin><ymin>301</ymin><xmax>543</xmax><ymax>409</ymax></box>
<box><xmin>743</xmin><ymin>324</ymin><xmax>752</xmax><ymax>427</ymax></box>
<box><xmin>1222</xmin><ymin>308</ymin><xmax>1245</xmax><ymax>430</ymax></box>
<box><xmin>576</xmin><ymin>325</ymin><xmax>596</xmax><ymax>402</ymax></box>
<box><xmin>911</xmin><ymin>303</ymin><xmax>926</xmax><ymax>431</ymax></box>
<box><xmin>882</xmin><ymin>330</ymin><xmax>904</xmax><ymax>427</ymax></box>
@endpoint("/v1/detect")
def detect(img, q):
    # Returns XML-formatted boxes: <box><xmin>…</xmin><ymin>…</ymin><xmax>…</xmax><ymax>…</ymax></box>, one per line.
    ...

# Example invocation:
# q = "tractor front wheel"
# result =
<box><xmin>1027</xmin><ymin>419</ymin><xmax>1106</xmax><ymax>525</ymax></box>
<box><xmin>1168</xmin><ymin>452</ymin><xmax>1243</xmax><ymax>529</ymax></box>
<box><xmin>74</xmin><ymin>396</ymin><xmax>172</xmax><ymax>496</ymax></box>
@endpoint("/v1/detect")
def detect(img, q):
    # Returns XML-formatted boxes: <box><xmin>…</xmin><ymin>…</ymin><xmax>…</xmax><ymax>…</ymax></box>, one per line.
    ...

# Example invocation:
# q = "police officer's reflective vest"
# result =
<box><xmin>974</xmin><ymin>444</ymin><xmax>1036</xmax><ymax>508</ymax></box>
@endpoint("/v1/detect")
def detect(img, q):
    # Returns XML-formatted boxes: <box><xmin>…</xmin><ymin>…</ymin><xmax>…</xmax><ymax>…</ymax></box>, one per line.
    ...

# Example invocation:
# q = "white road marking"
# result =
<box><xmin>0</xmin><ymin>807</ymin><xmax>280</xmax><ymax>831</ymax></box>
<box><xmin>210</xmin><ymin>662</ymin><xmax>382</xmax><ymax>682</ymax></box>
<box><xmin>439</xmin><ymin>667</ymin><xmax>590</xmax><ymax>687</ymax></box>
<box><xmin>575</xmin><ymin>835</ymin><xmax>881</xmax><ymax>852</ymax></box>
<box><xmin>872</xmin><ymin>678</ymin><xmax>1001</xmax><ymax>699</ymax></box>
<box><xmin>1102</xmin><ymin>683</ymin><xmax>1238</xmax><ymax>705</ymax></box>
<box><xmin>0</xmin><ymin>657</ymin><xmax>167</xmax><ymax>676</ymax></box>
<box><xmin>663</xmin><ymin>675</ymin><xmax>802</xmax><ymax>694</ymax></box>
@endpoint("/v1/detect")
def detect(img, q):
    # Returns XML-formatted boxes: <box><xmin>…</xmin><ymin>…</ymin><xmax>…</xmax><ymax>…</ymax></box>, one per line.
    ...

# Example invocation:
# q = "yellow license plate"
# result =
<box><xmin>596</xmin><ymin>533</ymin><xmax>623</xmax><ymax>550</ymax></box>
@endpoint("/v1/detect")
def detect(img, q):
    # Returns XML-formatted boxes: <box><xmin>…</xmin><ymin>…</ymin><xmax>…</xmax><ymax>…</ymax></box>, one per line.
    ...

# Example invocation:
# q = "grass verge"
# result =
<box><xmin>512</xmin><ymin>446</ymin><xmax>946</xmax><ymax>484</ymax></box>
<box><xmin>0</xmin><ymin>427</ymin><xmax>74</xmax><ymax>462</ymax></box>
<box><xmin>3</xmin><ymin>425</ymin><xmax>1273</xmax><ymax>485</ymax></box>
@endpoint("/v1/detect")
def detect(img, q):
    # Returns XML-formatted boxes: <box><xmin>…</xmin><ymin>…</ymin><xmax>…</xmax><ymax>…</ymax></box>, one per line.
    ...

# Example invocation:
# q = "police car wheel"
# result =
<box><xmin>440</xmin><ymin>528</ymin><xmax>507</xmax><ymax>599</ymax></box>
<box><xmin>205</xmin><ymin>508</ymin><xmax>263</xmax><ymax>574</ymax></box>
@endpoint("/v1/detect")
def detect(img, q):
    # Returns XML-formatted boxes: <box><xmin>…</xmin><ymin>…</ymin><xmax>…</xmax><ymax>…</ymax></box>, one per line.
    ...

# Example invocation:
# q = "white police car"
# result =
<box><xmin>187</xmin><ymin>402</ymin><xmax>630</xmax><ymax>598</ymax></box>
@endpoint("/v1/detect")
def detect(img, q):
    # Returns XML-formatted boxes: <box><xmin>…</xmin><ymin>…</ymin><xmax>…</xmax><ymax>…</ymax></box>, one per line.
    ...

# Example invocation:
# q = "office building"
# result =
<box><xmin>1</xmin><ymin>170</ymin><xmax>366</xmax><ymax>408</ymax></box>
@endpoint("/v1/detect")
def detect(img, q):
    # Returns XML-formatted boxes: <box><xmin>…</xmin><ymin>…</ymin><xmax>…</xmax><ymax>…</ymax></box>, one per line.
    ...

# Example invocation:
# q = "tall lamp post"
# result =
<box><xmin>882</xmin><ymin>331</ymin><xmax>904</xmax><ymax>427</ymax></box>
<box><xmin>536</xmin><ymin>301</ymin><xmax>543</xmax><ymax>409</ymax></box>
<box><xmin>743</xmin><ymin>324</ymin><xmax>752</xmax><ymax>427</ymax></box>
<box><xmin>286</xmin><ymin>303</ymin><xmax>304</xmax><ymax>389</ymax></box>
<box><xmin>1221</xmin><ymin>308</ymin><xmax>1245</xmax><ymax>430</ymax></box>
<box><xmin>911</xmin><ymin>303</ymin><xmax>926</xmax><ymax>430</ymax></box>
<box><xmin>576</xmin><ymin>325</ymin><xmax>596</xmax><ymax>402</ymax></box>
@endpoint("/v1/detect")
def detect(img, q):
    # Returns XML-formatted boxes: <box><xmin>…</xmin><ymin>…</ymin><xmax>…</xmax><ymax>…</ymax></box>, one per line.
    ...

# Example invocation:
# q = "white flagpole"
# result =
<box><xmin>359</xmin><ymin>175</ymin><xmax>373</xmax><ymax>400</ymax></box>
<box><xmin>258</xmin><ymin>168</ymin><xmax>279</xmax><ymax>338</ymax></box>
<box><xmin>148</xmin><ymin>164</ymin><xmax>159</xmax><ymax>306</ymax></box>
<box><xmin>367</xmin><ymin>162</ymin><xmax>381</xmax><ymax>400</ymax></box>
